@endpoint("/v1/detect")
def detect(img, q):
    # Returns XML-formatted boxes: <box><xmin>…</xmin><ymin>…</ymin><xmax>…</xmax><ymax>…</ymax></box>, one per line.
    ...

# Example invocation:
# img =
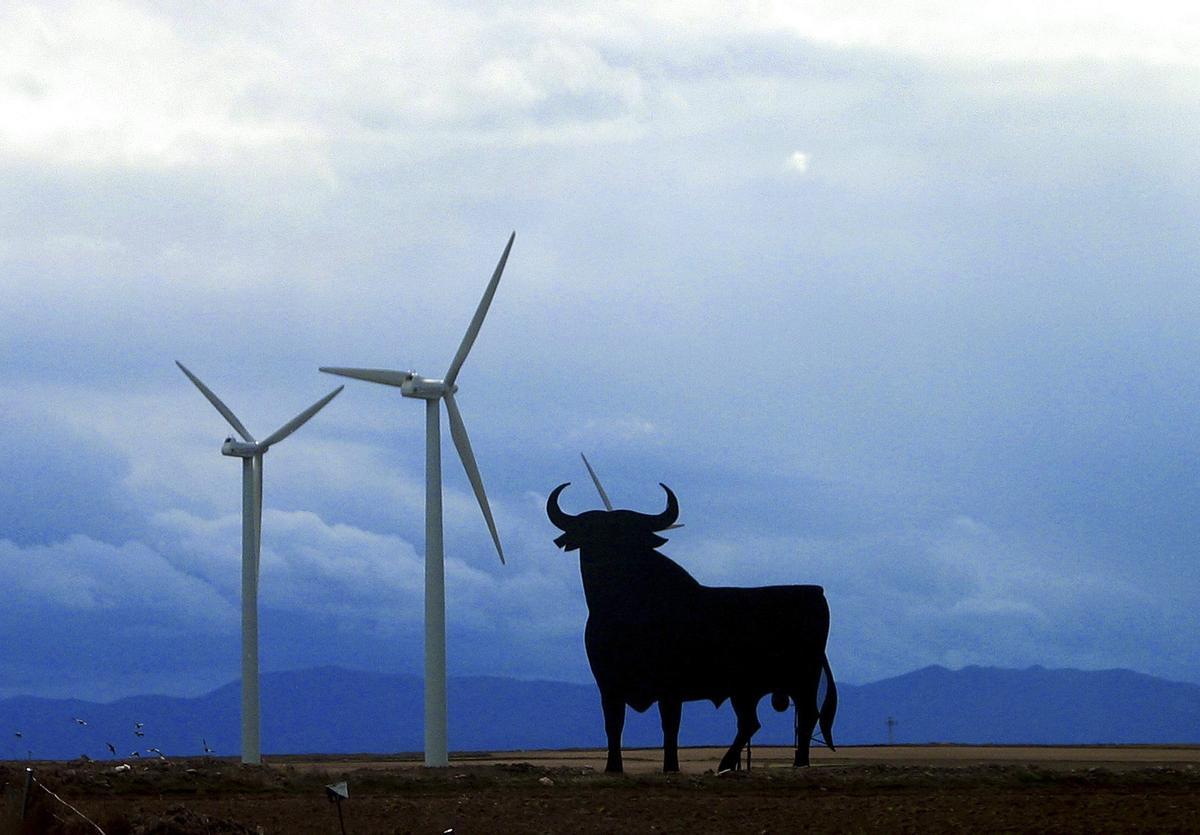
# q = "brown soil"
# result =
<box><xmin>3</xmin><ymin>746</ymin><xmax>1199</xmax><ymax>834</ymax></box>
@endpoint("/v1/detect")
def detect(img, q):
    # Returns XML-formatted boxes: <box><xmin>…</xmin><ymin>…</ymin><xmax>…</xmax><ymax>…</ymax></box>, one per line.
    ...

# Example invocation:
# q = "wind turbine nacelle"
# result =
<box><xmin>401</xmin><ymin>376</ymin><xmax>456</xmax><ymax>400</ymax></box>
<box><xmin>221</xmin><ymin>438</ymin><xmax>259</xmax><ymax>458</ymax></box>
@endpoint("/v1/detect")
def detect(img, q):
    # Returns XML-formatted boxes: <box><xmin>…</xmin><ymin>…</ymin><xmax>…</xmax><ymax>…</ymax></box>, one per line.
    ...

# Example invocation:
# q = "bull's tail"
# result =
<box><xmin>818</xmin><ymin>653</ymin><xmax>837</xmax><ymax>751</ymax></box>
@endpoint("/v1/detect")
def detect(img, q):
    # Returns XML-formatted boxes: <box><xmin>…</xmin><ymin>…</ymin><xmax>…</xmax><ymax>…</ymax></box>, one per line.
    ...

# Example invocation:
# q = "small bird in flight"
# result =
<box><xmin>106</xmin><ymin>742</ymin><xmax>117</xmax><ymax>755</ymax></box>
<box><xmin>72</xmin><ymin>717</ymin><xmax>87</xmax><ymax>726</ymax></box>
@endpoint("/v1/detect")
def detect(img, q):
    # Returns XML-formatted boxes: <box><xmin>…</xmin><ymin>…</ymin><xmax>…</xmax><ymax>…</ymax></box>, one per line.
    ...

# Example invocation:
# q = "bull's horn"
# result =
<box><xmin>546</xmin><ymin>482</ymin><xmax>576</xmax><ymax>531</ymax></box>
<box><xmin>646</xmin><ymin>483</ymin><xmax>679</xmax><ymax>531</ymax></box>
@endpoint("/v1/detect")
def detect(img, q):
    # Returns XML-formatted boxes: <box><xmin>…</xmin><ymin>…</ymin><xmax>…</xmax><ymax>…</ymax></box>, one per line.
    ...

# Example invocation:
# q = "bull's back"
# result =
<box><xmin>705</xmin><ymin>584</ymin><xmax>829</xmax><ymax>631</ymax></box>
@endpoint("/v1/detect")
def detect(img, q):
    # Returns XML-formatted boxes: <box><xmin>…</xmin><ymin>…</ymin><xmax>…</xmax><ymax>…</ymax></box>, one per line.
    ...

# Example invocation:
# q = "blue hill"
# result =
<box><xmin>2</xmin><ymin>665</ymin><xmax>1197</xmax><ymax>760</ymax></box>
<box><xmin>836</xmin><ymin>664</ymin><xmax>1200</xmax><ymax>745</ymax></box>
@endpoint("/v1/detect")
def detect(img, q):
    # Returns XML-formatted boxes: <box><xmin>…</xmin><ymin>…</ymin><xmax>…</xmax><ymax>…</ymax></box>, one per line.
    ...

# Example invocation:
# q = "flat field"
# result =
<box><xmin>4</xmin><ymin>745</ymin><xmax>1199</xmax><ymax>833</ymax></box>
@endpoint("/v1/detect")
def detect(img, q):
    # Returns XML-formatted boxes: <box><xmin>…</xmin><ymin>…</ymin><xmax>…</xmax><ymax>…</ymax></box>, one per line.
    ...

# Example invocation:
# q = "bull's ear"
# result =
<box><xmin>554</xmin><ymin>532</ymin><xmax>580</xmax><ymax>551</ymax></box>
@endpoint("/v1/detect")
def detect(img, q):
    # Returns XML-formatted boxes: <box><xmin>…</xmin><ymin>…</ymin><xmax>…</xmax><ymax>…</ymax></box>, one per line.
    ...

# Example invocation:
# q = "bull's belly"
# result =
<box><xmin>585</xmin><ymin>619</ymin><xmax>805</xmax><ymax>712</ymax></box>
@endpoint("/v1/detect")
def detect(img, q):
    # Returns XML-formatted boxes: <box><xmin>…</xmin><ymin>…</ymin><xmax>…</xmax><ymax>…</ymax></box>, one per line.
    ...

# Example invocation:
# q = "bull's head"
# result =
<box><xmin>546</xmin><ymin>482</ymin><xmax>679</xmax><ymax>552</ymax></box>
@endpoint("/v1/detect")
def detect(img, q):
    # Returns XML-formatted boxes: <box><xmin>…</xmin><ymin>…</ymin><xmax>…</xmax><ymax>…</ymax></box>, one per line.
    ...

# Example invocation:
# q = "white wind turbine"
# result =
<box><xmin>320</xmin><ymin>232</ymin><xmax>513</xmax><ymax>767</ymax></box>
<box><xmin>177</xmin><ymin>362</ymin><xmax>342</xmax><ymax>765</ymax></box>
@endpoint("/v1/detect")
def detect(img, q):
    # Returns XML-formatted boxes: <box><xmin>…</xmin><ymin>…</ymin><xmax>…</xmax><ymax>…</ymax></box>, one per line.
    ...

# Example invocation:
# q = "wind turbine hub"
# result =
<box><xmin>221</xmin><ymin>439</ymin><xmax>259</xmax><ymax>458</ymax></box>
<box><xmin>401</xmin><ymin>375</ymin><xmax>454</xmax><ymax>400</ymax></box>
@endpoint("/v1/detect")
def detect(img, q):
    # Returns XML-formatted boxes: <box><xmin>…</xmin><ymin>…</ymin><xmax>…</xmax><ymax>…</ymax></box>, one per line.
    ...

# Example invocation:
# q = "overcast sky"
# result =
<box><xmin>2</xmin><ymin>1</ymin><xmax>1199</xmax><ymax>705</ymax></box>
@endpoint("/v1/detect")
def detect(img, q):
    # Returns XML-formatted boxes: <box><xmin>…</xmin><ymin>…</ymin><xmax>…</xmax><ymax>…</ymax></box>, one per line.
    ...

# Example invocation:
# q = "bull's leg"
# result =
<box><xmin>600</xmin><ymin>691</ymin><xmax>626</xmax><ymax>773</ymax></box>
<box><xmin>659</xmin><ymin>698</ymin><xmax>682</xmax><ymax>773</ymax></box>
<box><xmin>718</xmin><ymin>694</ymin><xmax>761</xmax><ymax>773</ymax></box>
<box><xmin>792</xmin><ymin>663</ymin><xmax>823</xmax><ymax>767</ymax></box>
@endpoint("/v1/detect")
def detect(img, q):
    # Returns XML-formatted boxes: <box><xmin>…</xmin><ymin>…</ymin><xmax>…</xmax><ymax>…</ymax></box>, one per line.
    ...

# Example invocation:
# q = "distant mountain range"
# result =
<box><xmin>3</xmin><ymin>665</ymin><xmax>1198</xmax><ymax>761</ymax></box>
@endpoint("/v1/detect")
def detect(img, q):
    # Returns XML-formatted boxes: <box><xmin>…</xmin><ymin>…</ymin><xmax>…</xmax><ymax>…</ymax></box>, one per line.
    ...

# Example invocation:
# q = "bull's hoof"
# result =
<box><xmin>793</xmin><ymin>752</ymin><xmax>811</xmax><ymax>768</ymax></box>
<box><xmin>605</xmin><ymin>762</ymin><xmax>623</xmax><ymax>774</ymax></box>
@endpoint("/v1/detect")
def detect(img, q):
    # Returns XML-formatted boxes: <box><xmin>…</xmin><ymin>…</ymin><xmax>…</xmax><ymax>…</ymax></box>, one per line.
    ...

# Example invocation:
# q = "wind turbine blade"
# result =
<box><xmin>444</xmin><ymin>392</ymin><xmax>505</xmax><ymax>564</ymax></box>
<box><xmin>444</xmin><ymin>232</ymin><xmax>514</xmax><ymax>387</ymax></box>
<box><xmin>319</xmin><ymin>367</ymin><xmax>413</xmax><ymax>387</ymax></box>
<box><xmin>580</xmin><ymin>453</ymin><xmax>614</xmax><ymax>511</ymax></box>
<box><xmin>176</xmin><ymin>361</ymin><xmax>255</xmax><ymax>443</ymax></box>
<box><xmin>260</xmin><ymin>386</ymin><xmax>343</xmax><ymax>449</ymax></box>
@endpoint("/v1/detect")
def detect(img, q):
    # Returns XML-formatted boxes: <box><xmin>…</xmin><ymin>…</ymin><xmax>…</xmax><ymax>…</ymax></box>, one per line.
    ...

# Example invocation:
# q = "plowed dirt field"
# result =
<box><xmin>4</xmin><ymin>745</ymin><xmax>1199</xmax><ymax>833</ymax></box>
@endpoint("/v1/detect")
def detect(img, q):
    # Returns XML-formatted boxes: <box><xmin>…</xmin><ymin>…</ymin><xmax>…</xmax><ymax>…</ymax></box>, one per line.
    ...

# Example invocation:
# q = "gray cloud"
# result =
<box><xmin>2</xmin><ymin>2</ymin><xmax>1198</xmax><ymax>699</ymax></box>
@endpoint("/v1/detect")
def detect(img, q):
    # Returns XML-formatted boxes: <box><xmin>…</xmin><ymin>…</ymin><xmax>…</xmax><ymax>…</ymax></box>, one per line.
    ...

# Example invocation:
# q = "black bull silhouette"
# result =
<box><xmin>547</xmin><ymin>482</ymin><xmax>837</xmax><ymax>773</ymax></box>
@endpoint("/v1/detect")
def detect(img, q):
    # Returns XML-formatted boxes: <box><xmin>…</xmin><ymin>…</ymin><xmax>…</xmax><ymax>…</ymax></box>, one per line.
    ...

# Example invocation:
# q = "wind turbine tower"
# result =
<box><xmin>321</xmin><ymin>233</ymin><xmax>513</xmax><ymax>767</ymax></box>
<box><xmin>178</xmin><ymin>362</ymin><xmax>342</xmax><ymax>764</ymax></box>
